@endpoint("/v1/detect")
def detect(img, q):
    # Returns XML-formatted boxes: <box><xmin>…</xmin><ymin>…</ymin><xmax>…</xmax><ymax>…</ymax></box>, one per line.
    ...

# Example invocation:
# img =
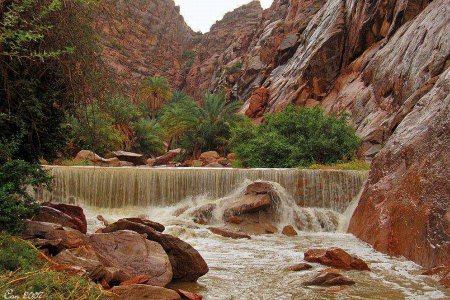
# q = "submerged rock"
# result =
<box><xmin>110</xmin><ymin>284</ymin><xmax>180</xmax><ymax>300</ymax></box>
<box><xmin>288</xmin><ymin>263</ymin><xmax>313</xmax><ymax>272</ymax></box>
<box><xmin>282</xmin><ymin>225</ymin><xmax>298</xmax><ymax>236</ymax></box>
<box><xmin>304</xmin><ymin>248</ymin><xmax>370</xmax><ymax>271</ymax></box>
<box><xmin>302</xmin><ymin>270</ymin><xmax>355</xmax><ymax>287</ymax></box>
<box><xmin>176</xmin><ymin>289</ymin><xmax>203</xmax><ymax>300</ymax></box>
<box><xmin>208</xmin><ymin>227</ymin><xmax>251</xmax><ymax>239</ymax></box>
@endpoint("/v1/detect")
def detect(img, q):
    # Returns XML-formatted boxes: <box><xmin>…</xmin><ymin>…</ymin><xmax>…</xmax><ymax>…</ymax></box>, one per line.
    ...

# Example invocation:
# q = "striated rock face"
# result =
<box><xmin>184</xmin><ymin>1</ymin><xmax>263</xmax><ymax>99</ymax></box>
<box><xmin>96</xmin><ymin>0</ymin><xmax>194</xmax><ymax>94</ymax></box>
<box><xmin>349</xmin><ymin>68</ymin><xmax>450</xmax><ymax>268</ymax></box>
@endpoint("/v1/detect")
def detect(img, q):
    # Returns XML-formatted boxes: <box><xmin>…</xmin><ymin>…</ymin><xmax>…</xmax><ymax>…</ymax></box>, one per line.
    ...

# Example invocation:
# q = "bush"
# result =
<box><xmin>231</xmin><ymin>106</ymin><xmax>361</xmax><ymax>168</ymax></box>
<box><xmin>0</xmin><ymin>140</ymin><xmax>51</xmax><ymax>234</ymax></box>
<box><xmin>133</xmin><ymin>119</ymin><xmax>165</xmax><ymax>156</ymax></box>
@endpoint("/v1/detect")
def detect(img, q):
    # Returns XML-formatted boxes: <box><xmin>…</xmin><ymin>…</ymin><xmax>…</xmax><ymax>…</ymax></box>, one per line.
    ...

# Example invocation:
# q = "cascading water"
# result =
<box><xmin>40</xmin><ymin>166</ymin><xmax>368</xmax><ymax>213</ymax></box>
<box><xmin>38</xmin><ymin>166</ymin><xmax>450</xmax><ymax>299</ymax></box>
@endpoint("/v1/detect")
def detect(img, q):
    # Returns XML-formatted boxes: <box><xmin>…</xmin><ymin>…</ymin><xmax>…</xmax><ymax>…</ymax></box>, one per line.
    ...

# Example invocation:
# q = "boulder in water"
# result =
<box><xmin>422</xmin><ymin>265</ymin><xmax>450</xmax><ymax>288</ymax></box>
<box><xmin>42</xmin><ymin>202</ymin><xmax>87</xmax><ymax>233</ymax></box>
<box><xmin>208</xmin><ymin>227</ymin><xmax>251</xmax><ymax>239</ymax></box>
<box><xmin>101</xmin><ymin>219</ymin><xmax>209</xmax><ymax>282</ymax></box>
<box><xmin>110</xmin><ymin>284</ymin><xmax>181</xmax><ymax>300</ymax></box>
<box><xmin>88</xmin><ymin>230</ymin><xmax>173</xmax><ymax>287</ymax></box>
<box><xmin>288</xmin><ymin>263</ymin><xmax>313</xmax><ymax>272</ymax></box>
<box><xmin>302</xmin><ymin>269</ymin><xmax>355</xmax><ymax>286</ymax></box>
<box><xmin>282</xmin><ymin>225</ymin><xmax>298</xmax><ymax>236</ymax></box>
<box><xmin>304</xmin><ymin>248</ymin><xmax>370</xmax><ymax>271</ymax></box>
<box><xmin>191</xmin><ymin>203</ymin><xmax>216</xmax><ymax>224</ymax></box>
<box><xmin>122</xmin><ymin>217</ymin><xmax>165</xmax><ymax>232</ymax></box>
<box><xmin>223</xmin><ymin>194</ymin><xmax>272</xmax><ymax>217</ymax></box>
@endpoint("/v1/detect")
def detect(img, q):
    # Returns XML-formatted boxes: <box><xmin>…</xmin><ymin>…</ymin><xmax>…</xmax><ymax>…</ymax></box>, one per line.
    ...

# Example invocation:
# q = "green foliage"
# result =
<box><xmin>160</xmin><ymin>92</ymin><xmax>244</xmax><ymax>157</ymax></box>
<box><xmin>0</xmin><ymin>234</ymin><xmax>106</xmax><ymax>299</ymax></box>
<box><xmin>68</xmin><ymin>103</ymin><xmax>124</xmax><ymax>156</ymax></box>
<box><xmin>0</xmin><ymin>234</ymin><xmax>43</xmax><ymax>272</ymax></box>
<box><xmin>308</xmin><ymin>160</ymin><xmax>370</xmax><ymax>170</ymax></box>
<box><xmin>231</xmin><ymin>106</ymin><xmax>361</xmax><ymax>168</ymax></box>
<box><xmin>133</xmin><ymin>119</ymin><xmax>165</xmax><ymax>156</ymax></box>
<box><xmin>0</xmin><ymin>139</ymin><xmax>51</xmax><ymax>233</ymax></box>
<box><xmin>182</xmin><ymin>50</ymin><xmax>195</xmax><ymax>68</ymax></box>
<box><xmin>137</xmin><ymin>76</ymin><xmax>173</xmax><ymax>118</ymax></box>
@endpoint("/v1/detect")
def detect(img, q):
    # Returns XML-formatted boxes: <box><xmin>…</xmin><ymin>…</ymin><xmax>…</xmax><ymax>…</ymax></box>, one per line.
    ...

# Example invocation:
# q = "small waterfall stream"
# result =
<box><xmin>40</xmin><ymin>166</ymin><xmax>368</xmax><ymax>213</ymax></box>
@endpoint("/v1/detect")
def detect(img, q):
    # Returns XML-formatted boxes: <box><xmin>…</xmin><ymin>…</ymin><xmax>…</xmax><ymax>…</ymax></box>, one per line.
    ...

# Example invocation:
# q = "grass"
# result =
<box><xmin>307</xmin><ymin>160</ymin><xmax>371</xmax><ymax>171</ymax></box>
<box><xmin>0</xmin><ymin>234</ymin><xmax>107</xmax><ymax>299</ymax></box>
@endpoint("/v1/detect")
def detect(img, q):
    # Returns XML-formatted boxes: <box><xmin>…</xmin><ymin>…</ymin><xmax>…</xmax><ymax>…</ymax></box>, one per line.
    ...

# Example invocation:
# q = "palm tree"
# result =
<box><xmin>160</xmin><ymin>92</ymin><xmax>243</xmax><ymax>157</ymax></box>
<box><xmin>137</xmin><ymin>76</ymin><xmax>172</xmax><ymax>118</ymax></box>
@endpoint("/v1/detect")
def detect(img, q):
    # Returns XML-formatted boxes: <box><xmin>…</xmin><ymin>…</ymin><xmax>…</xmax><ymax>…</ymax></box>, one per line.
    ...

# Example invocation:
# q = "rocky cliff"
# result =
<box><xmin>96</xmin><ymin>0</ymin><xmax>194</xmax><ymax>94</ymax></box>
<box><xmin>97</xmin><ymin>0</ymin><xmax>449</xmax><ymax>268</ymax></box>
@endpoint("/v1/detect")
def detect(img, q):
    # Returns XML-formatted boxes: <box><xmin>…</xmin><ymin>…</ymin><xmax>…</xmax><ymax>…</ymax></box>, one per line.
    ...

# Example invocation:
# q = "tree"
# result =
<box><xmin>231</xmin><ymin>106</ymin><xmax>361</xmax><ymax>168</ymax></box>
<box><xmin>160</xmin><ymin>92</ymin><xmax>244</xmax><ymax>157</ymax></box>
<box><xmin>137</xmin><ymin>76</ymin><xmax>173</xmax><ymax>118</ymax></box>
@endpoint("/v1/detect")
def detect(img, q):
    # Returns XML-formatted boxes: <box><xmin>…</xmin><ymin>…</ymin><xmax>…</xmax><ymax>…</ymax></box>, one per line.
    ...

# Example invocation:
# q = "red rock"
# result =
<box><xmin>217</xmin><ymin>158</ymin><xmax>230</xmax><ymax>166</ymax></box>
<box><xmin>205</xmin><ymin>162</ymin><xmax>223</xmax><ymax>168</ymax></box>
<box><xmin>110</xmin><ymin>284</ymin><xmax>181</xmax><ymax>300</ymax></box>
<box><xmin>288</xmin><ymin>263</ymin><xmax>313</xmax><ymax>272</ymax></box>
<box><xmin>176</xmin><ymin>289</ymin><xmax>203</xmax><ymax>300</ymax></box>
<box><xmin>110</xmin><ymin>151</ymin><xmax>146</xmax><ymax>166</ymax></box>
<box><xmin>32</xmin><ymin>206</ymin><xmax>85</xmax><ymax>233</ymax></box>
<box><xmin>225</xmin><ymin>216</ymin><xmax>243</xmax><ymax>224</ymax></box>
<box><xmin>199</xmin><ymin>151</ymin><xmax>220</xmax><ymax>165</ymax></box>
<box><xmin>304</xmin><ymin>248</ymin><xmax>370</xmax><ymax>271</ymax></box>
<box><xmin>154</xmin><ymin>149</ymin><xmax>183</xmax><ymax>166</ymax></box>
<box><xmin>264</xmin><ymin>224</ymin><xmax>278</xmax><ymax>234</ymax></box>
<box><xmin>119</xmin><ymin>275</ymin><xmax>150</xmax><ymax>286</ymax></box>
<box><xmin>121</xmin><ymin>217</ymin><xmax>165</xmax><ymax>232</ymax></box>
<box><xmin>245</xmin><ymin>87</ymin><xmax>271</xmax><ymax>118</ymax></box>
<box><xmin>302</xmin><ymin>270</ymin><xmax>355</xmax><ymax>286</ymax></box>
<box><xmin>282</xmin><ymin>225</ymin><xmax>298</xmax><ymax>236</ymax></box>
<box><xmin>101</xmin><ymin>219</ymin><xmax>209</xmax><ymax>282</ymax></box>
<box><xmin>422</xmin><ymin>265</ymin><xmax>450</xmax><ymax>288</ymax></box>
<box><xmin>208</xmin><ymin>227</ymin><xmax>251</xmax><ymax>239</ymax></box>
<box><xmin>223</xmin><ymin>194</ymin><xmax>272</xmax><ymax>217</ymax></box>
<box><xmin>226</xmin><ymin>153</ymin><xmax>237</xmax><ymax>160</ymax></box>
<box><xmin>74</xmin><ymin>150</ymin><xmax>103</xmax><ymax>162</ymax></box>
<box><xmin>89</xmin><ymin>230</ymin><xmax>173</xmax><ymax>287</ymax></box>
<box><xmin>43</xmin><ymin>202</ymin><xmax>87</xmax><ymax>234</ymax></box>
<box><xmin>190</xmin><ymin>203</ymin><xmax>216</xmax><ymax>225</ymax></box>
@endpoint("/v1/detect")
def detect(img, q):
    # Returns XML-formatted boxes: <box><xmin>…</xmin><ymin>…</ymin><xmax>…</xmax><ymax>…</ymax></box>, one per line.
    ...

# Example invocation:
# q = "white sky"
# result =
<box><xmin>174</xmin><ymin>0</ymin><xmax>274</xmax><ymax>33</ymax></box>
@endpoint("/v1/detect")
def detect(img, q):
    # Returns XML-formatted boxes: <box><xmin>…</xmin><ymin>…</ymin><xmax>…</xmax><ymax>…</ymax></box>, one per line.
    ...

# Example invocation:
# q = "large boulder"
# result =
<box><xmin>152</xmin><ymin>149</ymin><xmax>182</xmax><ymax>166</ymax></box>
<box><xmin>245</xmin><ymin>87</ymin><xmax>270</xmax><ymax>118</ymax></box>
<box><xmin>121</xmin><ymin>218</ymin><xmax>165</xmax><ymax>232</ymax></box>
<box><xmin>22</xmin><ymin>220</ymin><xmax>88</xmax><ymax>251</ymax></box>
<box><xmin>88</xmin><ymin>230</ymin><xmax>173</xmax><ymax>287</ymax></box>
<box><xmin>223</xmin><ymin>194</ymin><xmax>272</xmax><ymax>217</ymax></box>
<box><xmin>42</xmin><ymin>202</ymin><xmax>87</xmax><ymax>233</ymax></box>
<box><xmin>199</xmin><ymin>151</ymin><xmax>220</xmax><ymax>165</ymax></box>
<box><xmin>74</xmin><ymin>150</ymin><xmax>104</xmax><ymax>163</ymax></box>
<box><xmin>101</xmin><ymin>219</ymin><xmax>209</xmax><ymax>282</ymax></box>
<box><xmin>108</xmin><ymin>151</ymin><xmax>146</xmax><ymax>166</ymax></box>
<box><xmin>32</xmin><ymin>206</ymin><xmax>85</xmax><ymax>233</ymax></box>
<box><xmin>304</xmin><ymin>248</ymin><xmax>370</xmax><ymax>271</ymax></box>
<box><xmin>110</xmin><ymin>284</ymin><xmax>180</xmax><ymax>300</ymax></box>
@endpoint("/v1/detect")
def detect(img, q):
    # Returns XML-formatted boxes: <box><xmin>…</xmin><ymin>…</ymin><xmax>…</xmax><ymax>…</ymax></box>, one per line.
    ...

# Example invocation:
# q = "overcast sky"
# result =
<box><xmin>174</xmin><ymin>0</ymin><xmax>274</xmax><ymax>33</ymax></box>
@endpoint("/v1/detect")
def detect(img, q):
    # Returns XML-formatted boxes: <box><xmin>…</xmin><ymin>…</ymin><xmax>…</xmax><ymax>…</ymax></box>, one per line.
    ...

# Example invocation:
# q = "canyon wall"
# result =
<box><xmin>97</xmin><ymin>0</ymin><xmax>449</xmax><ymax>268</ymax></box>
<box><xmin>96</xmin><ymin>0</ymin><xmax>194</xmax><ymax>94</ymax></box>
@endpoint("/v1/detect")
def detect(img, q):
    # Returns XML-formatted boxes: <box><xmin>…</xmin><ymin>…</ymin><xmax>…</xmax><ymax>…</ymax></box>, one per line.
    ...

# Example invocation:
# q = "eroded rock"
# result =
<box><xmin>304</xmin><ymin>248</ymin><xmax>370</xmax><ymax>271</ymax></box>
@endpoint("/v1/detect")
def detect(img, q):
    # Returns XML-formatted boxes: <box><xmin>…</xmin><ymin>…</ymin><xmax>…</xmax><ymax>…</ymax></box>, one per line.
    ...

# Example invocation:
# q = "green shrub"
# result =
<box><xmin>0</xmin><ymin>140</ymin><xmax>51</xmax><ymax>233</ymax></box>
<box><xmin>132</xmin><ymin>119</ymin><xmax>165</xmax><ymax>156</ymax></box>
<box><xmin>0</xmin><ymin>234</ymin><xmax>42</xmax><ymax>272</ymax></box>
<box><xmin>225</xmin><ymin>61</ymin><xmax>243</xmax><ymax>74</ymax></box>
<box><xmin>231</xmin><ymin>106</ymin><xmax>361</xmax><ymax>168</ymax></box>
<box><xmin>308</xmin><ymin>160</ymin><xmax>370</xmax><ymax>170</ymax></box>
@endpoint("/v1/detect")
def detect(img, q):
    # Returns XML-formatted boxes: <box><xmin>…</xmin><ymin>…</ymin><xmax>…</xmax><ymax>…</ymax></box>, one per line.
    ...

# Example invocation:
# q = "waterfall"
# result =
<box><xmin>40</xmin><ymin>166</ymin><xmax>368</xmax><ymax>213</ymax></box>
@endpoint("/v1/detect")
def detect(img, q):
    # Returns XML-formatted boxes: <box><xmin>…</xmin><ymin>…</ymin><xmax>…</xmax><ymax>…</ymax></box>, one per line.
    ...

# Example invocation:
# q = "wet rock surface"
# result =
<box><xmin>302</xmin><ymin>269</ymin><xmax>356</xmax><ymax>286</ymax></box>
<box><xmin>304</xmin><ymin>248</ymin><xmax>370</xmax><ymax>271</ymax></box>
<box><xmin>110</xmin><ymin>284</ymin><xmax>181</xmax><ymax>300</ymax></box>
<box><xmin>208</xmin><ymin>227</ymin><xmax>251</xmax><ymax>240</ymax></box>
